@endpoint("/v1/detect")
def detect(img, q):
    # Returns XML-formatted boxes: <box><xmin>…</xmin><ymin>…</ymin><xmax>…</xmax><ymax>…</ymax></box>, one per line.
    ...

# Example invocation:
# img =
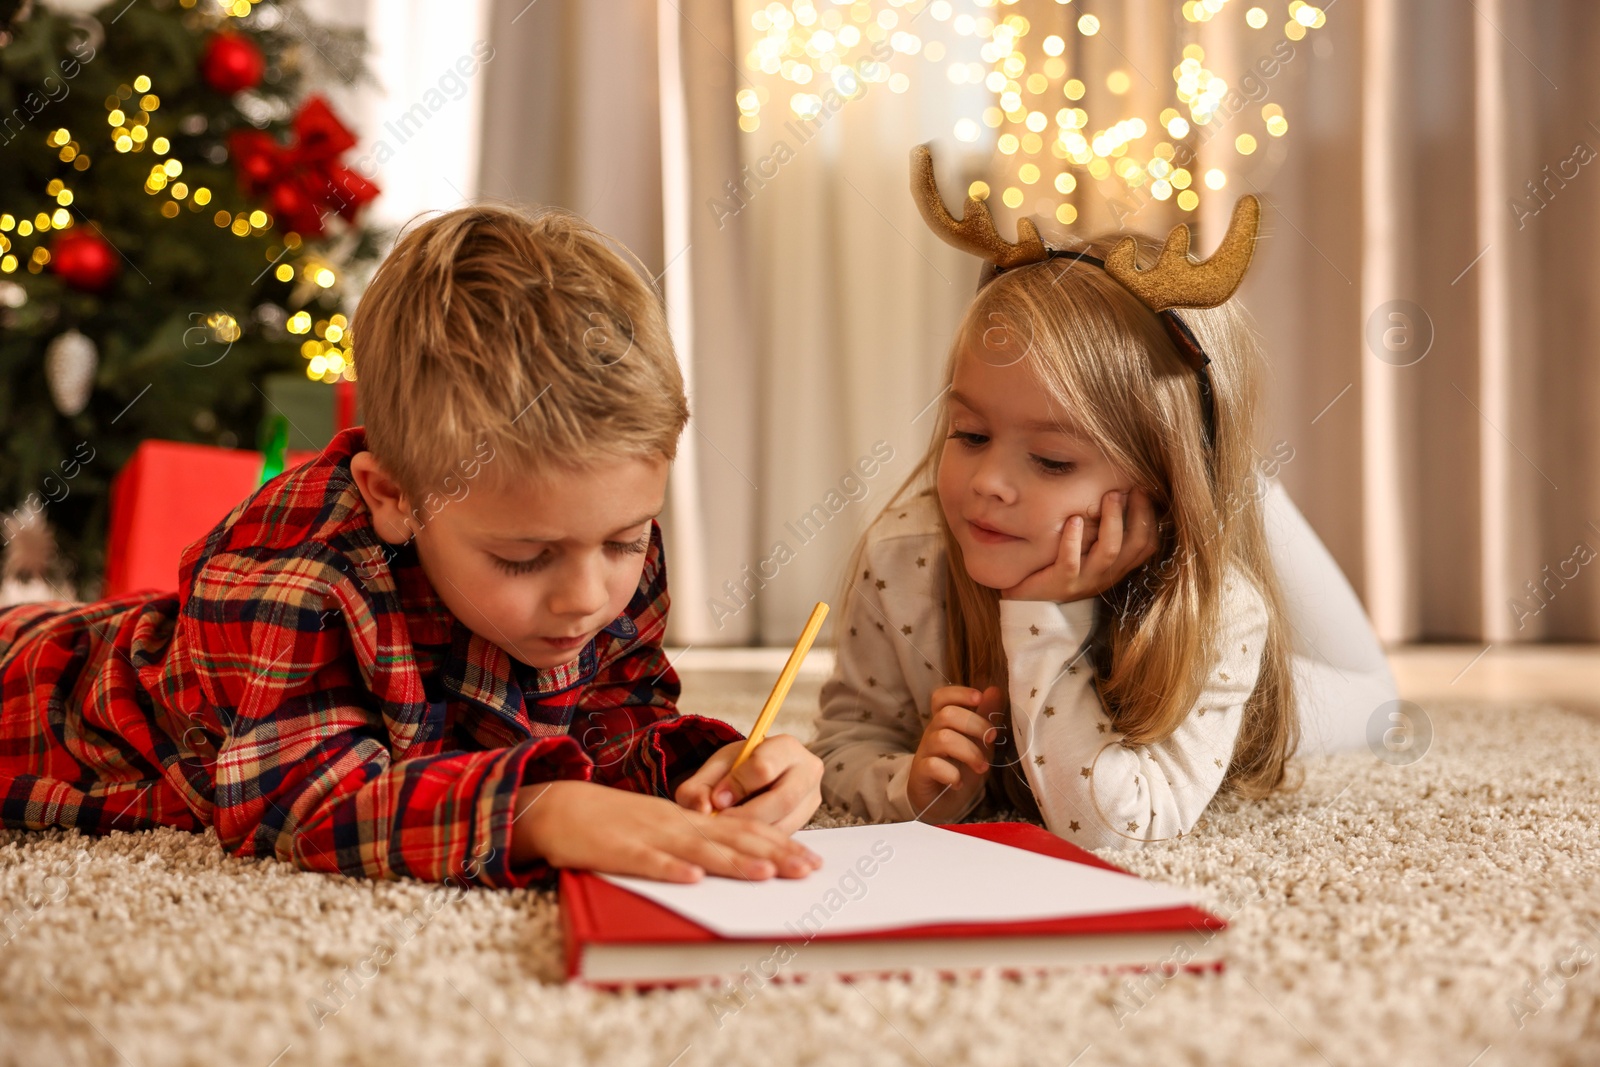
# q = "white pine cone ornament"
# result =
<box><xmin>36</xmin><ymin>0</ymin><xmax>110</xmax><ymax>15</ymax></box>
<box><xmin>0</xmin><ymin>507</ymin><xmax>70</xmax><ymax>606</ymax></box>
<box><xmin>44</xmin><ymin>328</ymin><xmax>97</xmax><ymax>416</ymax></box>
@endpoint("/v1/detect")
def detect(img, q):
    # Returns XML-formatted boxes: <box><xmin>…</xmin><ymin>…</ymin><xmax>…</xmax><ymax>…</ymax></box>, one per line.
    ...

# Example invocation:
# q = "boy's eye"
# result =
<box><xmin>608</xmin><ymin>532</ymin><xmax>652</xmax><ymax>556</ymax></box>
<box><xmin>492</xmin><ymin>553</ymin><xmax>551</xmax><ymax>575</ymax></box>
<box><xmin>947</xmin><ymin>430</ymin><xmax>988</xmax><ymax>447</ymax></box>
<box><xmin>491</xmin><ymin>532</ymin><xmax>649</xmax><ymax>575</ymax></box>
<box><xmin>1031</xmin><ymin>455</ymin><xmax>1076</xmax><ymax>475</ymax></box>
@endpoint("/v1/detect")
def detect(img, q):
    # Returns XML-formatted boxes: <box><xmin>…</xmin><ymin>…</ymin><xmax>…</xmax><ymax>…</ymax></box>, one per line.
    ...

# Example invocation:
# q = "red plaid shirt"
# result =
<box><xmin>0</xmin><ymin>428</ymin><xmax>740</xmax><ymax>886</ymax></box>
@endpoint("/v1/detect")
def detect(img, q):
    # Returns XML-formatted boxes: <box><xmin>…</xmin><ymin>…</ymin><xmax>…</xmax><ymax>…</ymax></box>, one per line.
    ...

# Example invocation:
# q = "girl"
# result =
<box><xmin>810</xmin><ymin>147</ymin><xmax>1396</xmax><ymax>848</ymax></box>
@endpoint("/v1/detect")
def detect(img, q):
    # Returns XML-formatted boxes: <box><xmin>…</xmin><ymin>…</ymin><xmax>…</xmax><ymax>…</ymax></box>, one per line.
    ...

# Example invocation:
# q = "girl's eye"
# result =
<box><xmin>1032</xmin><ymin>455</ymin><xmax>1076</xmax><ymax>475</ymax></box>
<box><xmin>947</xmin><ymin>430</ymin><xmax>988</xmax><ymax>447</ymax></box>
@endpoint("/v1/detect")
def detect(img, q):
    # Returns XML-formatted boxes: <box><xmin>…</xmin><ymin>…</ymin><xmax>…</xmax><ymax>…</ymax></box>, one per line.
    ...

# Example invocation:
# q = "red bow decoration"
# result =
<box><xmin>228</xmin><ymin>95</ymin><xmax>380</xmax><ymax>237</ymax></box>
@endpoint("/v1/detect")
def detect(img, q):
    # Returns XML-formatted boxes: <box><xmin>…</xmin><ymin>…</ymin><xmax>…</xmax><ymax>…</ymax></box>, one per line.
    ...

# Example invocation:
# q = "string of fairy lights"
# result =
<box><xmin>2</xmin><ymin>0</ymin><xmax>353</xmax><ymax>386</ymax></box>
<box><xmin>736</xmin><ymin>0</ymin><xmax>1325</xmax><ymax>221</ymax></box>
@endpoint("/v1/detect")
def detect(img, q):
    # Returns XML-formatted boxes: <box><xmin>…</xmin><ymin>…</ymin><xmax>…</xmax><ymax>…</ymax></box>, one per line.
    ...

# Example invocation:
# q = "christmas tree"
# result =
<box><xmin>0</xmin><ymin>0</ymin><xmax>384</xmax><ymax>594</ymax></box>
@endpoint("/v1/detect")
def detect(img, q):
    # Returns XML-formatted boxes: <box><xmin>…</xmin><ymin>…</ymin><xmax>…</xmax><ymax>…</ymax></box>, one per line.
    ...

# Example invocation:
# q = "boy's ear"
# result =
<box><xmin>349</xmin><ymin>451</ymin><xmax>416</xmax><ymax>545</ymax></box>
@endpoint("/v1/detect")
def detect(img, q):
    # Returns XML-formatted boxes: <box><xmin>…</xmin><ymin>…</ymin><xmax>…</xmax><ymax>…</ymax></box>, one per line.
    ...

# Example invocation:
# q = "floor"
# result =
<box><xmin>7</xmin><ymin>662</ymin><xmax>1598</xmax><ymax>1065</ymax></box>
<box><xmin>1386</xmin><ymin>644</ymin><xmax>1600</xmax><ymax>718</ymax></box>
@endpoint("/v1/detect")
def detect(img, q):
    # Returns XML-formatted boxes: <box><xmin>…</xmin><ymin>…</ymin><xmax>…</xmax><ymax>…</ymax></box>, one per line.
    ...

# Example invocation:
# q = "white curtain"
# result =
<box><xmin>679</xmin><ymin>0</ymin><xmax>1600</xmax><ymax>646</ymax></box>
<box><xmin>315</xmin><ymin>0</ymin><xmax>492</xmax><ymax>228</ymax></box>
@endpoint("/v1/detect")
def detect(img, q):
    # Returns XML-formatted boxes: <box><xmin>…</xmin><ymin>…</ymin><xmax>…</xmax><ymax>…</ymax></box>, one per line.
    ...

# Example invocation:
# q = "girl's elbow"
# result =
<box><xmin>1040</xmin><ymin>795</ymin><xmax>1166</xmax><ymax>851</ymax></box>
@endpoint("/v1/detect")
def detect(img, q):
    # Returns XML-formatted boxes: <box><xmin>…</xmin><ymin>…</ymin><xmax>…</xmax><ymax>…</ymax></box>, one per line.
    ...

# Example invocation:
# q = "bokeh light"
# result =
<box><xmin>735</xmin><ymin>1</ymin><xmax>1324</xmax><ymax>222</ymax></box>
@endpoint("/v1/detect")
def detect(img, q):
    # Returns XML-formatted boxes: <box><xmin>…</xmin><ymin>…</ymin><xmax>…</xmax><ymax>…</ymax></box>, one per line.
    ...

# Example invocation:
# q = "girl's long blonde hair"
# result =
<box><xmin>847</xmin><ymin>232</ymin><xmax>1299</xmax><ymax>807</ymax></box>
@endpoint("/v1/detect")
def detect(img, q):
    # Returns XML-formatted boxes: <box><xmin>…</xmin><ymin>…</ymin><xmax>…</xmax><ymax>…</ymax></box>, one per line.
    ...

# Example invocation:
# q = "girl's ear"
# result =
<box><xmin>349</xmin><ymin>451</ymin><xmax>416</xmax><ymax>545</ymax></box>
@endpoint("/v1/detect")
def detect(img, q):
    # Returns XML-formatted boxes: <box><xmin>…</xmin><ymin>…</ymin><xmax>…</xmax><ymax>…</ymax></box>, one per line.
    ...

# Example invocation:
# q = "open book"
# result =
<box><xmin>562</xmin><ymin>821</ymin><xmax>1226</xmax><ymax>987</ymax></box>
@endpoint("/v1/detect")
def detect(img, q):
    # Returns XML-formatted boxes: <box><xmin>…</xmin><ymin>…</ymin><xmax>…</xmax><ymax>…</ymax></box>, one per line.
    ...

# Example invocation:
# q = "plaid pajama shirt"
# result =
<box><xmin>0</xmin><ymin>427</ymin><xmax>741</xmax><ymax>887</ymax></box>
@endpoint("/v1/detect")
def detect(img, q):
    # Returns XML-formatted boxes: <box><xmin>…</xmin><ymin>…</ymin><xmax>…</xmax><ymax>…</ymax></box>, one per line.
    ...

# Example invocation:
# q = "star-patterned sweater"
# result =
<box><xmin>812</xmin><ymin>490</ymin><xmax>1267</xmax><ymax>850</ymax></box>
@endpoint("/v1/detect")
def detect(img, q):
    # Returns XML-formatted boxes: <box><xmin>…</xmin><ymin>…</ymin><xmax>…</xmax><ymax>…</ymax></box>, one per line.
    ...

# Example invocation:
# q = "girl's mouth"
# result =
<box><xmin>966</xmin><ymin>518</ymin><xmax>1022</xmax><ymax>545</ymax></box>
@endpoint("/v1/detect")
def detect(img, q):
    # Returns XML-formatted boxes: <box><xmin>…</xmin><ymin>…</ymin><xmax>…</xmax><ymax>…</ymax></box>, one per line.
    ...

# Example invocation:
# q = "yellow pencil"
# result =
<box><xmin>727</xmin><ymin>601</ymin><xmax>830</xmax><ymax>779</ymax></box>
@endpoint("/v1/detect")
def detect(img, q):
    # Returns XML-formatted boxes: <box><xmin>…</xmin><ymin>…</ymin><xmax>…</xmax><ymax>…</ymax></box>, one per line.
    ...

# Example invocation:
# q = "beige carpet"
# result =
<box><xmin>3</xmin><ymin>675</ymin><xmax>1598</xmax><ymax>1067</ymax></box>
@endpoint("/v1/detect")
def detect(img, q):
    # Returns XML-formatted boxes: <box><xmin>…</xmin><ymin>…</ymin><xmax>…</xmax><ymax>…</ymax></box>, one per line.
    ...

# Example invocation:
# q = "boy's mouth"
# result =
<box><xmin>538</xmin><ymin>632</ymin><xmax>591</xmax><ymax>652</ymax></box>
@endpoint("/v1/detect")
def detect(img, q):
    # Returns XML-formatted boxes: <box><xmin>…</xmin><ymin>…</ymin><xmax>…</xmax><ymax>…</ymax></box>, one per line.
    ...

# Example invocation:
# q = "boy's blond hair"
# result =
<box><xmin>352</xmin><ymin>204</ymin><xmax>687</xmax><ymax>496</ymax></box>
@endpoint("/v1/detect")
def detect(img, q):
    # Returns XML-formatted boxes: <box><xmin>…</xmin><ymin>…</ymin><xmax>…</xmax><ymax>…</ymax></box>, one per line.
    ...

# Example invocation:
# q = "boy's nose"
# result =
<box><xmin>548</xmin><ymin>561</ymin><xmax>610</xmax><ymax>618</ymax></box>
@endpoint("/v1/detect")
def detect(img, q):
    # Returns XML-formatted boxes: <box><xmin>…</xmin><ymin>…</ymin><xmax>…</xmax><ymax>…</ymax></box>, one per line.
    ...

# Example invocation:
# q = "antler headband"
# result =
<box><xmin>910</xmin><ymin>143</ymin><xmax>1262</xmax><ymax>448</ymax></box>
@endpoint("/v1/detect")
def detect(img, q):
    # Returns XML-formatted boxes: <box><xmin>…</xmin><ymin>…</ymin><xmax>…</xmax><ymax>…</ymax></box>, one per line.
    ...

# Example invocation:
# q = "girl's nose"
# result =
<box><xmin>969</xmin><ymin>449</ymin><xmax>1018</xmax><ymax>503</ymax></box>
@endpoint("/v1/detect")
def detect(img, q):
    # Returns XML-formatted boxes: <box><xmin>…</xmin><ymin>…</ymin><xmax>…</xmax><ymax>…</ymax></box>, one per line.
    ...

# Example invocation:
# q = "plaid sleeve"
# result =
<box><xmin>572</xmin><ymin>524</ymin><xmax>742</xmax><ymax>797</ymax></box>
<box><xmin>574</xmin><ymin>639</ymin><xmax>742</xmax><ymax>797</ymax></box>
<box><xmin>186</xmin><ymin>551</ymin><xmax>590</xmax><ymax>888</ymax></box>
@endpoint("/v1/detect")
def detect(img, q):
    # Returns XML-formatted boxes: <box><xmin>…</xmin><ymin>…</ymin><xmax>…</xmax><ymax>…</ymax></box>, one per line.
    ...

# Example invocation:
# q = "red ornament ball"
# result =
<box><xmin>201</xmin><ymin>31</ymin><xmax>265</xmax><ymax>95</ymax></box>
<box><xmin>51</xmin><ymin>229</ymin><xmax>120</xmax><ymax>293</ymax></box>
<box><xmin>268</xmin><ymin>181</ymin><xmax>312</xmax><ymax>225</ymax></box>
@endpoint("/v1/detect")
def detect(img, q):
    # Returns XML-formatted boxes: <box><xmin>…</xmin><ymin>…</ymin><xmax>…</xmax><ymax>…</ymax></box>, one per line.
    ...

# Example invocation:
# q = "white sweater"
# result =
<box><xmin>812</xmin><ymin>490</ymin><xmax>1268</xmax><ymax>851</ymax></box>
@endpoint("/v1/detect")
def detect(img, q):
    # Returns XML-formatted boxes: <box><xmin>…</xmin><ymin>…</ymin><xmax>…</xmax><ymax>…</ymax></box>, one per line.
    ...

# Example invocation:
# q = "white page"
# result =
<box><xmin>596</xmin><ymin>822</ymin><xmax>1199</xmax><ymax>939</ymax></box>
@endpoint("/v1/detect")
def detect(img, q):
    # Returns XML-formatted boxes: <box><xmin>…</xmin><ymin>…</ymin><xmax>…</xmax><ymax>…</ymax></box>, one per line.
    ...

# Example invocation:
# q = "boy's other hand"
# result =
<box><xmin>513</xmin><ymin>780</ymin><xmax>822</xmax><ymax>883</ymax></box>
<box><xmin>675</xmin><ymin>735</ymin><xmax>823</xmax><ymax>834</ymax></box>
<box><xmin>906</xmin><ymin>685</ymin><xmax>1003</xmax><ymax>823</ymax></box>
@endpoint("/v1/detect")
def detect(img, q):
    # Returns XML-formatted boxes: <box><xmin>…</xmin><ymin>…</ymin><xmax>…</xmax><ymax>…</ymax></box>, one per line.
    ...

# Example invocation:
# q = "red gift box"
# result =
<box><xmin>105</xmin><ymin>441</ymin><xmax>318</xmax><ymax>597</ymax></box>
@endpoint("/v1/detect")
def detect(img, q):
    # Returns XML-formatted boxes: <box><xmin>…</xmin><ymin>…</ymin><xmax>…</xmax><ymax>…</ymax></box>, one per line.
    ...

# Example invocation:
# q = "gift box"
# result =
<box><xmin>262</xmin><ymin>374</ymin><xmax>358</xmax><ymax>452</ymax></box>
<box><xmin>105</xmin><ymin>440</ymin><xmax>319</xmax><ymax>597</ymax></box>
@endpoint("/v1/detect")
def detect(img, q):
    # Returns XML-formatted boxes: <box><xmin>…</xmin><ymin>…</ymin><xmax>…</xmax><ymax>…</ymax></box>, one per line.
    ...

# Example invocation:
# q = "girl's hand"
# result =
<box><xmin>1003</xmin><ymin>488</ymin><xmax>1158</xmax><ymax>603</ymax></box>
<box><xmin>514</xmin><ymin>780</ymin><xmax>823</xmax><ymax>883</ymax></box>
<box><xmin>907</xmin><ymin>686</ymin><xmax>1004</xmax><ymax>823</ymax></box>
<box><xmin>675</xmin><ymin>735</ymin><xmax>823</xmax><ymax>835</ymax></box>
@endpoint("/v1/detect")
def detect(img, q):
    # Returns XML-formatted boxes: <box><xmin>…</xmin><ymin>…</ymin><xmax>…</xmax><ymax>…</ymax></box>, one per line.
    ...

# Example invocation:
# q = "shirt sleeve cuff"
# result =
<box><xmin>883</xmin><ymin>752</ymin><xmax>916</xmax><ymax>822</ymax></box>
<box><xmin>476</xmin><ymin>736</ymin><xmax>595</xmax><ymax>889</ymax></box>
<box><xmin>998</xmin><ymin>597</ymin><xmax>1096</xmax><ymax>647</ymax></box>
<box><xmin>482</xmin><ymin>717</ymin><xmax>744</xmax><ymax>889</ymax></box>
<box><xmin>650</xmin><ymin>713</ymin><xmax>745</xmax><ymax>796</ymax></box>
<box><xmin>880</xmin><ymin>752</ymin><xmax>984</xmax><ymax>824</ymax></box>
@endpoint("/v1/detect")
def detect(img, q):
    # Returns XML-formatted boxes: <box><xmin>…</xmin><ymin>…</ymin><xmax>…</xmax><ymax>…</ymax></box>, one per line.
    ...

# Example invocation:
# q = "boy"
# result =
<box><xmin>0</xmin><ymin>205</ymin><xmax>823</xmax><ymax>887</ymax></box>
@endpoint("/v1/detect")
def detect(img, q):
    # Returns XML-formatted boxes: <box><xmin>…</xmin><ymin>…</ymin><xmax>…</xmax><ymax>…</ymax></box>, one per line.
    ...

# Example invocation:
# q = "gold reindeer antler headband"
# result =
<box><xmin>910</xmin><ymin>143</ymin><xmax>1262</xmax><ymax>448</ymax></box>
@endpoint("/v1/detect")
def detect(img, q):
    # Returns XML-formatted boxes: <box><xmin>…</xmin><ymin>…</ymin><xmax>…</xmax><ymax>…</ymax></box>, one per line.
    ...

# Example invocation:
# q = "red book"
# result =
<box><xmin>561</xmin><ymin>822</ymin><xmax>1226</xmax><ymax>988</ymax></box>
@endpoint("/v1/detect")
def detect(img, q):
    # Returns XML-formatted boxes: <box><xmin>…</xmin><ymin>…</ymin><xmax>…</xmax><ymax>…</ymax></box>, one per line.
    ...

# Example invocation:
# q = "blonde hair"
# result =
<box><xmin>352</xmin><ymin>203</ymin><xmax>688</xmax><ymax>496</ymax></box>
<box><xmin>849</xmin><ymin>232</ymin><xmax>1299</xmax><ymax>810</ymax></box>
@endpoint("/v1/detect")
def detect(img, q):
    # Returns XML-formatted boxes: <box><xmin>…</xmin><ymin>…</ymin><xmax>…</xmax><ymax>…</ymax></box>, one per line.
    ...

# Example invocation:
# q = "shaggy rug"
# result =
<box><xmin>2</xmin><ymin>674</ymin><xmax>1597</xmax><ymax>1067</ymax></box>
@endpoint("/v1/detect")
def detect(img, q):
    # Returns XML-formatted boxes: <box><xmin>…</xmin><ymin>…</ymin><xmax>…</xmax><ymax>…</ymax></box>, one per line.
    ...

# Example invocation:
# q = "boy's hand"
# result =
<box><xmin>513</xmin><ymin>780</ymin><xmax>822</xmax><ymax>883</ymax></box>
<box><xmin>906</xmin><ymin>685</ymin><xmax>1003</xmax><ymax>823</ymax></box>
<box><xmin>676</xmin><ymin>735</ymin><xmax>823</xmax><ymax>834</ymax></box>
<box><xmin>1003</xmin><ymin>488</ymin><xmax>1158</xmax><ymax>603</ymax></box>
